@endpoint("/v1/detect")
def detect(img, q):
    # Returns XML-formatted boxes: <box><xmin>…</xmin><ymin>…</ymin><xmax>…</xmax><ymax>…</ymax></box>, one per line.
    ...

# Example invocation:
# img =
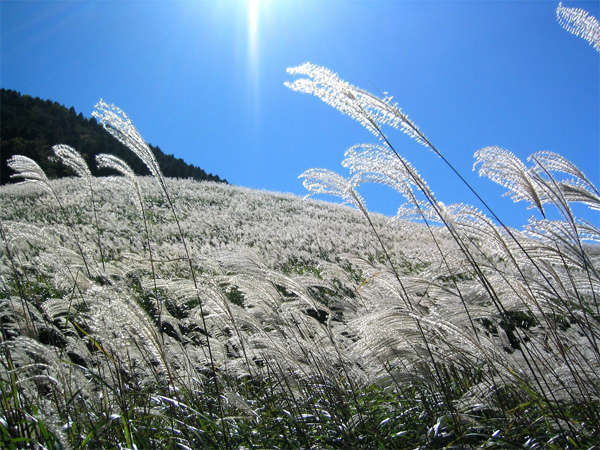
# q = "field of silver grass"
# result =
<box><xmin>1</xmin><ymin>158</ymin><xmax>598</xmax><ymax>446</ymax></box>
<box><xmin>0</xmin><ymin>174</ymin><xmax>472</xmax><ymax>445</ymax></box>
<box><xmin>1</xmin><ymin>3</ymin><xmax>599</xmax><ymax>447</ymax></box>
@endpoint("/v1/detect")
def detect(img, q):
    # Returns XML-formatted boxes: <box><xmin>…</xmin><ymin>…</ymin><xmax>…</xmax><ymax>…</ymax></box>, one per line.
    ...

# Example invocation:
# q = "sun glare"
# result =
<box><xmin>248</xmin><ymin>0</ymin><xmax>260</xmax><ymax>116</ymax></box>
<box><xmin>248</xmin><ymin>0</ymin><xmax>259</xmax><ymax>43</ymax></box>
<box><xmin>248</xmin><ymin>0</ymin><xmax>259</xmax><ymax>68</ymax></box>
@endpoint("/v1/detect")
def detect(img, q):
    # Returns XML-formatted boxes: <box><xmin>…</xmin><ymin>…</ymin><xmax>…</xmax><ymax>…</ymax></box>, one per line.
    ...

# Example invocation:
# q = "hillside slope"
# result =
<box><xmin>0</xmin><ymin>177</ymin><xmax>598</xmax><ymax>447</ymax></box>
<box><xmin>0</xmin><ymin>176</ymin><xmax>437</xmax><ymax>281</ymax></box>
<box><xmin>0</xmin><ymin>89</ymin><xmax>226</xmax><ymax>184</ymax></box>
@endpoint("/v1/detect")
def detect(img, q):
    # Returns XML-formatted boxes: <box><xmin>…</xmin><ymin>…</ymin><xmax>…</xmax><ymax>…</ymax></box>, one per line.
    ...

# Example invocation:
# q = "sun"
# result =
<box><xmin>248</xmin><ymin>0</ymin><xmax>259</xmax><ymax>43</ymax></box>
<box><xmin>248</xmin><ymin>0</ymin><xmax>260</xmax><ymax>67</ymax></box>
<box><xmin>247</xmin><ymin>0</ymin><xmax>261</xmax><ymax>107</ymax></box>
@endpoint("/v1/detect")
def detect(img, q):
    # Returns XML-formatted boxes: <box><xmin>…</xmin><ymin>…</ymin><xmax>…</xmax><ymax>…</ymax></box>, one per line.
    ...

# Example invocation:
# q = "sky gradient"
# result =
<box><xmin>1</xmin><ymin>0</ymin><xmax>598</xmax><ymax>228</ymax></box>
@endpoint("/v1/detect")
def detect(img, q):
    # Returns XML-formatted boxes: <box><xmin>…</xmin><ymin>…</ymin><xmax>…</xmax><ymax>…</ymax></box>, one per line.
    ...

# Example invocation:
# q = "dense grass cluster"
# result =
<box><xmin>2</xmin><ymin>3</ymin><xmax>599</xmax><ymax>448</ymax></box>
<box><xmin>2</xmin><ymin>141</ymin><xmax>599</xmax><ymax>449</ymax></box>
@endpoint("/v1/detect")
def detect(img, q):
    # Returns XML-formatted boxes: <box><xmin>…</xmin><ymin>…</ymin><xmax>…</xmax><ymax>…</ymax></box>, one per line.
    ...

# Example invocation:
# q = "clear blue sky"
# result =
<box><xmin>1</xmin><ymin>0</ymin><xmax>598</xmax><ymax>228</ymax></box>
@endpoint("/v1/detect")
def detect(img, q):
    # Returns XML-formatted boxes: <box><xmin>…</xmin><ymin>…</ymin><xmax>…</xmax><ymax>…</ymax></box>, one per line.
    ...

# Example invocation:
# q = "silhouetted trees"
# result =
<box><xmin>1</xmin><ymin>89</ymin><xmax>227</xmax><ymax>184</ymax></box>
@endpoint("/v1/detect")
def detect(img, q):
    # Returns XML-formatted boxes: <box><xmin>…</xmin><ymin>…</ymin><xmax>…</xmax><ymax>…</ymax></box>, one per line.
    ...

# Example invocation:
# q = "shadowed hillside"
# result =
<box><xmin>0</xmin><ymin>89</ymin><xmax>226</xmax><ymax>184</ymax></box>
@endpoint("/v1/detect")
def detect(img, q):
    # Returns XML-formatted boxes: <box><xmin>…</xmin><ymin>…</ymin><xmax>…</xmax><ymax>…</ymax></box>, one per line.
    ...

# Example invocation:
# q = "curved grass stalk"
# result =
<box><xmin>53</xmin><ymin>144</ymin><xmax>106</xmax><ymax>272</ymax></box>
<box><xmin>92</xmin><ymin>102</ymin><xmax>231</xmax><ymax>447</ymax></box>
<box><xmin>285</xmin><ymin>61</ymin><xmax>598</xmax><ymax>440</ymax></box>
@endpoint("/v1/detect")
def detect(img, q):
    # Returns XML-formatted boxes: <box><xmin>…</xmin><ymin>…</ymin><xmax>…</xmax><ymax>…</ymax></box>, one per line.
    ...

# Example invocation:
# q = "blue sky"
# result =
<box><xmin>1</xmin><ymin>0</ymin><xmax>598</xmax><ymax>229</ymax></box>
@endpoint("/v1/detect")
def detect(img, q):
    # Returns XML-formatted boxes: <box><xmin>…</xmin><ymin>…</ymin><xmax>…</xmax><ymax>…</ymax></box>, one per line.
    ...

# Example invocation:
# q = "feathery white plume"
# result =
<box><xmin>96</xmin><ymin>153</ymin><xmax>136</xmax><ymax>184</ymax></box>
<box><xmin>92</xmin><ymin>99</ymin><xmax>162</xmax><ymax>180</ymax></box>
<box><xmin>342</xmin><ymin>143</ymin><xmax>433</xmax><ymax>203</ymax></box>
<box><xmin>52</xmin><ymin>144</ymin><xmax>92</xmax><ymax>180</ymax></box>
<box><xmin>528</xmin><ymin>150</ymin><xmax>600</xmax><ymax>211</ymax></box>
<box><xmin>7</xmin><ymin>155</ymin><xmax>53</xmax><ymax>194</ymax></box>
<box><xmin>95</xmin><ymin>153</ymin><xmax>144</xmax><ymax>215</ymax></box>
<box><xmin>529</xmin><ymin>151</ymin><xmax>597</xmax><ymax>192</ymax></box>
<box><xmin>298</xmin><ymin>168</ymin><xmax>365</xmax><ymax>210</ymax></box>
<box><xmin>284</xmin><ymin>62</ymin><xmax>426</xmax><ymax>145</ymax></box>
<box><xmin>556</xmin><ymin>2</ymin><xmax>600</xmax><ymax>52</ymax></box>
<box><xmin>473</xmin><ymin>146</ymin><xmax>546</xmax><ymax>215</ymax></box>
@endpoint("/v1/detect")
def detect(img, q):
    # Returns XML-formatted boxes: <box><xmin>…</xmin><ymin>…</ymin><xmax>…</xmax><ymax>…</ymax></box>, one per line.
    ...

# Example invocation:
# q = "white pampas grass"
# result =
<box><xmin>96</xmin><ymin>153</ymin><xmax>136</xmax><ymax>181</ymax></box>
<box><xmin>6</xmin><ymin>155</ymin><xmax>53</xmax><ymax>195</ymax></box>
<box><xmin>342</xmin><ymin>143</ymin><xmax>433</xmax><ymax>203</ymax></box>
<box><xmin>556</xmin><ymin>2</ymin><xmax>600</xmax><ymax>52</ymax></box>
<box><xmin>284</xmin><ymin>62</ymin><xmax>427</xmax><ymax>145</ymax></box>
<box><xmin>96</xmin><ymin>153</ymin><xmax>143</xmax><ymax>210</ymax></box>
<box><xmin>92</xmin><ymin>99</ymin><xmax>162</xmax><ymax>180</ymax></box>
<box><xmin>473</xmin><ymin>146</ymin><xmax>547</xmax><ymax>215</ymax></box>
<box><xmin>52</xmin><ymin>144</ymin><xmax>92</xmax><ymax>180</ymax></box>
<box><xmin>298</xmin><ymin>168</ymin><xmax>365</xmax><ymax>210</ymax></box>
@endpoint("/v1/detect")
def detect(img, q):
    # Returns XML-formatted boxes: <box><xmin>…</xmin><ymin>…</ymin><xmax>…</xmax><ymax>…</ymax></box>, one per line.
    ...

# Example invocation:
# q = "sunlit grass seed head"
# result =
<box><xmin>528</xmin><ymin>150</ymin><xmax>600</xmax><ymax>212</ymax></box>
<box><xmin>473</xmin><ymin>146</ymin><xmax>547</xmax><ymax>216</ymax></box>
<box><xmin>342</xmin><ymin>143</ymin><xmax>432</xmax><ymax>204</ymax></box>
<box><xmin>7</xmin><ymin>154</ymin><xmax>53</xmax><ymax>195</ymax></box>
<box><xmin>475</xmin><ymin>146</ymin><xmax>600</xmax><ymax>218</ymax></box>
<box><xmin>284</xmin><ymin>62</ymin><xmax>426</xmax><ymax>146</ymax></box>
<box><xmin>92</xmin><ymin>99</ymin><xmax>162</xmax><ymax>180</ymax></box>
<box><xmin>52</xmin><ymin>144</ymin><xmax>91</xmax><ymax>180</ymax></box>
<box><xmin>529</xmin><ymin>150</ymin><xmax>597</xmax><ymax>192</ymax></box>
<box><xmin>298</xmin><ymin>167</ymin><xmax>365</xmax><ymax>210</ymax></box>
<box><xmin>557</xmin><ymin>2</ymin><xmax>600</xmax><ymax>52</ymax></box>
<box><xmin>96</xmin><ymin>153</ymin><xmax>138</xmax><ymax>188</ymax></box>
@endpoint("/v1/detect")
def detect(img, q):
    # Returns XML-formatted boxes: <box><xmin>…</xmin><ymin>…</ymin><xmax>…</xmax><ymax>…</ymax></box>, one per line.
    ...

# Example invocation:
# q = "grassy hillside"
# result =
<box><xmin>1</xmin><ymin>172</ymin><xmax>598</xmax><ymax>448</ymax></box>
<box><xmin>1</xmin><ymin>5</ymin><xmax>598</xmax><ymax>445</ymax></box>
